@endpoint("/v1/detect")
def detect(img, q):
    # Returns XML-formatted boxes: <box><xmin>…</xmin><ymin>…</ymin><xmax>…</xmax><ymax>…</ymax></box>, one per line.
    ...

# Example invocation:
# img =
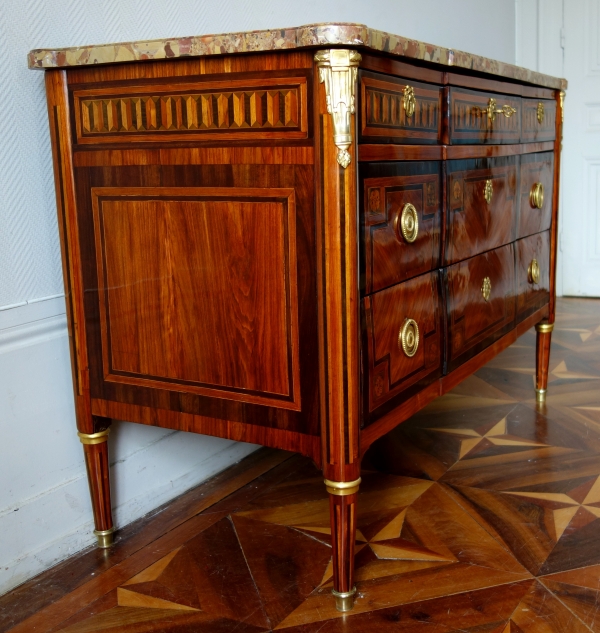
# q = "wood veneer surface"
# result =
<box><xmin>3</xmin><ymin>297</ymin><xmax>599</xmax><ymax>633</ymax></box>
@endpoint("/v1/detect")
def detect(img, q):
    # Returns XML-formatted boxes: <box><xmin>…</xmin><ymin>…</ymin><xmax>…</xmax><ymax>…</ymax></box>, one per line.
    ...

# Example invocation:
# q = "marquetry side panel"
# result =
<box><xmin>73</xmin><ymin>75</ymin><xmax>308</xmax><ymax>144</ymax></box>
<box><xmin>92</xmin><ymin>186</ymin><xmax>301</xmax><ymax>411</ymax></box>
<box><xmin>360</xmin><ymin>72</ymin><xmax>442</xmax><ymax>143</ymax></box>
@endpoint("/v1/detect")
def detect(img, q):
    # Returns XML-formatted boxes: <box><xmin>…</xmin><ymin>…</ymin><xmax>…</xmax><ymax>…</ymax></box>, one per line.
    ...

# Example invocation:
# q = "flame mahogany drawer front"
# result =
<box><xmin>446</xmin><ymin>155</ymin><xmax>518</xmax><ymax>265</ymax></box>
<box><xmin>521</xmin><ymin>99</ymin><xmax>557</xmax><ymax>142</ymax></box>
<box><xmin>516</xmin><ymin>231</ymin><xmax>551</xmax><ymax>322</ymax></box>
<box><xmin>359</xmin><ymin>71</ymin><xmax>442</xmax><ymax>144</ymax></box>
<box><xmin>449</xmin><ymin>87</ymin><xmax>521</xmax><ymax>145</ymax></box>
<box><xmin>519</xmin><ymin>152</ymin><xmax>555</xmax><ymax>239</ymax></box>
<box><xmin>444</xmin><ymin>242</ymin><xmax>517</xmax><ymax>373</ymax></box>
<box><xmin>361</xmin><ymin>161</ymin><xmax>442</xmax><ymax>295</ymax></box>
<box><xmin>363</xmin><ymin>271</ymin><xmax>442</xmax><ymax>416</ymax></box>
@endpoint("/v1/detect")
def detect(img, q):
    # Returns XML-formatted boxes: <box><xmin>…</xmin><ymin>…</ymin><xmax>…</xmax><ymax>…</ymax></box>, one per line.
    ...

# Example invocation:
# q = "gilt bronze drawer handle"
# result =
<box><xmin>481</xmin><ymin>276</ymin><xmax>492</xmax><ymax>302</ymax></box>
<box><xmin>537</xmin><ymin>102</ymin><xmax>545</xmax><ymax>123</ymax></box>
<box><xmin>399</xmin><ymin>318</ymin><xmax>419</xmax><ymax>358</ymax></box>
<box><xmin>528</xmin><ymin>258</ymin><xmax>540</xmax><ymax>284</ymax></box>
<box><xmin>403</xmin><ymin>85</ymin><xmax>416</xmax><ymax>118</ymax></box>
<box><xmin>484</xmin><ymin>179</ymin><xmax>493</xmax><ymax>204</ymax></box>
<box><xmin>530</xmin><ymin>182</ymin><xmax>544</xmax><ymax>209</ymax></box>
<box><xmin>395</xmin><ymin>203</ymin><xmax>419</xmax><ymax>243</ymax></box>
<box><xmin>476</xmin><ymin>98</ymin><xmax>517</xmax><ymax>125</ymax></box>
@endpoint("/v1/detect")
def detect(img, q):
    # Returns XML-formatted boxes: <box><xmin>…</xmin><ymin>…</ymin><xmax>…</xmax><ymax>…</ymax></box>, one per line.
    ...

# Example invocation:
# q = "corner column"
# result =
<box><xmin>314</xmin><ymin>49</ymin><xmax>362</xmax><ymax>612</ymax></box>
<box><xmin>45</xmin><ymin>70</ymin><xmax>115</xmax><ymax>548</ymax></box>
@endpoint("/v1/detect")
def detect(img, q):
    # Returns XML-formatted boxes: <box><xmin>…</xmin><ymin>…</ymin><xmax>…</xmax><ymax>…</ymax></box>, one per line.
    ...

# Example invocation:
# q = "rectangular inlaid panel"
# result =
<box><xmin>446</xmin><ymin>155</ymin><xmax>518</xmax><ymax>265</ymax></box>
<box><xmin>360</xmin><ymin>71</ymin><xmax>442</xmax><ymax>144</ymax></box>
<box><xmin>363</xmin><ymin>271</ymin><xmax>442</xmax><ymax>415</ymax></box>
<box><xmin>73</xmin><ymin>75</ymin><xmax>308</xmax><ymax>144</ymax></box>
<box><xmin>521</xmin><ymin>98</ymin><xmax>557</xmax><ymax>142</ymax></box>
<box><xmin>516</xmin><ymin>231</ymin><xmax>550</xmax><ymax>322</ymax></box>
<box><xmin>449</xmin><ymin>87</ymin><xmax>521</xmax><ymax>145</ymax></box>
<box><xmin>361</xmin><ymin>161</ymin><xmax>442</xmax><ymax>294</ymax></box>
<box><xmin>91</xmin><ymin>187</ymin><xmax>301</xmax><ymax>410</ymax></box>
<box><xmin>518</xmin><ymin>151</ymin><xmax>554</xmax><ymax>239</ymax></box>
<box><xmin>445</xmin><ymin>242</ymin><xmax>516</xmax><ymax>372</ymax></box>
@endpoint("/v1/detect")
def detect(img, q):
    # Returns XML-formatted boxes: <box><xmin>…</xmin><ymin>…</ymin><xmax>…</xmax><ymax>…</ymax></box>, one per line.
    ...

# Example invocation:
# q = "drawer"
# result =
<box><xmin>518</xmin><ymin>152</ymin><xmax>554</xmax><ymax>239</ymax></box>
<box><xmin>445</xmin><ymin>243</ymin><xmax>516</xmax><ymax>372</ymax></box>
<box><xmin>361</xmin><ymin>162</ymin><xmax>442</xmax><ymax>294</ymax></box>
<box><xmin>445</xmin><ymin>156</ymin><xmax>518</xmax><ymax>265</ymax></box>
<box><xmin>450</xmin><ymin>87</ymin><xmax>521</xmax><ymax>145</ymax></box>
<box><xmin>521</xmin><ymin>98</ymin><xmax>557</xmax><ymax>142</ymax></box>
<box><xmin>363</xmin><ymin>272</ymin><xmax>442</xmax><ymax>414</ymax></box>
<box><xmin>360</xmin><ymin>71</ymin><xmax>442</xmax><ymax>144</ymax></box>
<box><xmin>516</xmin><ymin>231</ymin><xmax>551</xmax><ymax>322</ymax></box>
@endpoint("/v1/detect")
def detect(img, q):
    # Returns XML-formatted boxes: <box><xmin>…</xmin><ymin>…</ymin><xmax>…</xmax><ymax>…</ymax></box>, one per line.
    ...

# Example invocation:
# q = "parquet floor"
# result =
<box><xmin>2</xmin><ymin>298</ymin><xmax>600</xmax><ymax>632</ymax></box>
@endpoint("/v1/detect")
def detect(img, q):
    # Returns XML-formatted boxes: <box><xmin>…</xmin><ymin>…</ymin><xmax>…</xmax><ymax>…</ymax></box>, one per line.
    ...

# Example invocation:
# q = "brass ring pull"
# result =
<box><xmin>399</xmin><ymin>318</ymin><xmax>419</xmax><ymax>358</ymax></box>
<box><xmin>484</xmin><ymin>179</ymin><xmax>493</xmax><ymax>204</ymax></box>
<box><xmin>530</xmin><ymin>182</ymin><xmax>544</xmax><ymax>209</ymax></box>
<box><xmin>481</xmin><ymin>276</ymin><xmax>492</xmax><ymax>302</ymax></box>
<box><xmin>528</xmin><ymin>258</ymin><xmax>540</xmax><ymax>284</ymax></box>
<box><xmin>477</xmin><ymin>98</ymin><xmax>517</xmax><ymax>125</ymax></box>
<box><xmin>537</xmin><ymin>102</ymin><xmax>545</xmax><ymax>124</ymax></box>
<box><xmin>403</xmin><ymin>85</ymin><xmax>416</xmax><ymax>118</ymax></box>
<box><xmin>395</xmin><ymin>203</ymin><xmax>419</xmax><ymax>243</ymax></box>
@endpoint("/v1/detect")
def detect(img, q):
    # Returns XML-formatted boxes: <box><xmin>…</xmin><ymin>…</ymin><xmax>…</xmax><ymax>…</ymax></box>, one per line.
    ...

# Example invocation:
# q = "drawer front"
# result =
<box><xmin>516</xmin><ymin>231</ymin><xmax>550</xmax><ymax>322</ymax></box>
<box><xmin>446</xmin><ymin>156</ymin><xmax>518</xmax><ymax>265</ymax></box>
<box><xmin>518</xmin><ymin>152</ymin><xmax>554</xmax><ymax>239</ymax></box>
<box><xmin>450</xmin><ymin>87</ymin><xmax>521</xmax><ymax>145</ymax></box>
<box><xmin>521</xmin><ymin>98</ymin><xmax>557</xmax><ymax>142</ymax></box>
<box><xmin>362</xmin><ymin>162</ymin><xmax>442</xmax><ymax>294</ymax></box>
<box><xmin>364</xmin><ymin>272</ymin><xmax>442</xmax><ymax>414</ymax></box>
<box><xmin>360</xmin><ymin>71</ymin><xmax>442</xmax><ymax>144</ymax></box>
<box><xmin>445</xmin><ymin>243</ymin><xmax>516</xmax><ymax>372</ymax></box>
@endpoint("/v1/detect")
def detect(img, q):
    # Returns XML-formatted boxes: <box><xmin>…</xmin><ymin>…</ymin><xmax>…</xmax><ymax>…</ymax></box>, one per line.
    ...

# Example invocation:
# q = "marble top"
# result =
<box><xmin>28</xmin><ymin>22</ymin><xmax>567</xmax><ymax>90</ymax></box>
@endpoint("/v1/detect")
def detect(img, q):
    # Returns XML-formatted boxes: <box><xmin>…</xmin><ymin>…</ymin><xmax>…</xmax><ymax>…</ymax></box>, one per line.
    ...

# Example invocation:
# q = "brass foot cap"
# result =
<box><xmin>536</xmin><ymin>388</ymin><xmax>547</xmax><ymax>403</ymax></box>
<box><xmin>94</xmin><ymin>527</ymin><xmax>115</xmax><ymax>548</ymax></box>
<box><xmin>535</xmin><ymin>321</ymin><xmax>554</xmax><ymax>334</ymax></box>
<box><xmin>332</xmin><ymin>587</ymin><xmax>356</xmax><ymax>612</ymax></box>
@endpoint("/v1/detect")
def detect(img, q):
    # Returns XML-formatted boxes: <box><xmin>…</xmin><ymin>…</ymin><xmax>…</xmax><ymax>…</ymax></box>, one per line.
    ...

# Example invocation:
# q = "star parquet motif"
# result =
<box><xmin>5</xmin><ymin>298</ymin><xmax>600</xmax><ymax>632</ymax></box>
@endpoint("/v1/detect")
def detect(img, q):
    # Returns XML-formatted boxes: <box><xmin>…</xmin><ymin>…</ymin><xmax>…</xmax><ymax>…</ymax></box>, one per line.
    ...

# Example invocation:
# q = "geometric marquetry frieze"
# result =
<box><xmin>73</xmin><ymin>77</ymin><xmax>308</xmax><ymax>143</ymax></box>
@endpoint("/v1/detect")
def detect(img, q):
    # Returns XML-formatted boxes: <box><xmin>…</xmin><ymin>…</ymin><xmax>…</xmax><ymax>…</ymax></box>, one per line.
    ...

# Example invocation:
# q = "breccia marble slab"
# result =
<box><xmin>28</xmin><ymin>22</ymin><xmax>567</xmax><ymax>90</ymax></box>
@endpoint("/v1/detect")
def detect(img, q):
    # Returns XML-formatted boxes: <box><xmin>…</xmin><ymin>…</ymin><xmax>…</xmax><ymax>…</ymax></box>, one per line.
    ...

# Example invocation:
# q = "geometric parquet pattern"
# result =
<box><xmin>2</xmin><ymin>298</ymin><xmax>600</xmax><ymax>633</ymax></box>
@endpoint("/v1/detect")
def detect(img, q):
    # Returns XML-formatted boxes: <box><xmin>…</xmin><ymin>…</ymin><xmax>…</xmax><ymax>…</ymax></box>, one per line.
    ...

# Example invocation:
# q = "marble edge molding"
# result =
<box><xmin>27</xmin><ymin>22</ymin><xmax>567</xmax><ymax>90</ymax></box>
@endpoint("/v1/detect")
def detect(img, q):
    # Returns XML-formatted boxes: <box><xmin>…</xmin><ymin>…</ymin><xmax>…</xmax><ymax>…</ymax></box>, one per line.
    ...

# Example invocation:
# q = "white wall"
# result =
<box><xmin>0</xmin><ymin>0</ymin><xmax>517</xmax><ymax>596</ymax></box>
<box><xmin>515</xmin><ymin>0</ymin><xmax>565</xmax><ymax>295</ymax></box>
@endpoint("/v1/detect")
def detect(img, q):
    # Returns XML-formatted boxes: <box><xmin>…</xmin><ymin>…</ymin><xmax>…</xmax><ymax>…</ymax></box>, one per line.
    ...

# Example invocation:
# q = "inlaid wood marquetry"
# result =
<box><xmin>73</xmin><ymin>76</ymin><xmax>308</xmax><ymax>143</ymax></box>
<box><xmin>91</xmin><ymin>186</ymin><xmax>301</xmax><ymax>411</ymax></box>
<box><xmin>363</xmin><ymin>271</ymin><xmax>442</xmax><ymax>415</ymax></box>
<box><xmin>450</xmin><ymin>87</ymin><xmax>521</xmax><ymax>145</ymax></box>
<box><xmin>36</xmin><ymin>33</ymin><xmax>565</xmax><ymax>617</ymax></box>
<box><xmin>360</xmin><ymin>72</ymin><xmax>442</xmax><ymax>143</ymax></box>
<box><xmin>522</xmin><ymin>98</ymin><xmax>557</xmax><ymax>142</ymax></box>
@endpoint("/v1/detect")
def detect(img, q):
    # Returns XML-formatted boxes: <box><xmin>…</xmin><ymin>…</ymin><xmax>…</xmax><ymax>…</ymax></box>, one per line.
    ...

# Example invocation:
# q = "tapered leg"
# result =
<box><xmin>535</xmin><ymin>320</ymin><xmax>554</xmax><ymax>404</ymax></box>
<box><xmin>325</xmin><ymin>479</ymin><xmax>360</xmax><ymax>611</ymax></box>
<box><xmin>78</xmin><ymin>417</ymin><xmax>115</xmax><ymax>548</ymax></box>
